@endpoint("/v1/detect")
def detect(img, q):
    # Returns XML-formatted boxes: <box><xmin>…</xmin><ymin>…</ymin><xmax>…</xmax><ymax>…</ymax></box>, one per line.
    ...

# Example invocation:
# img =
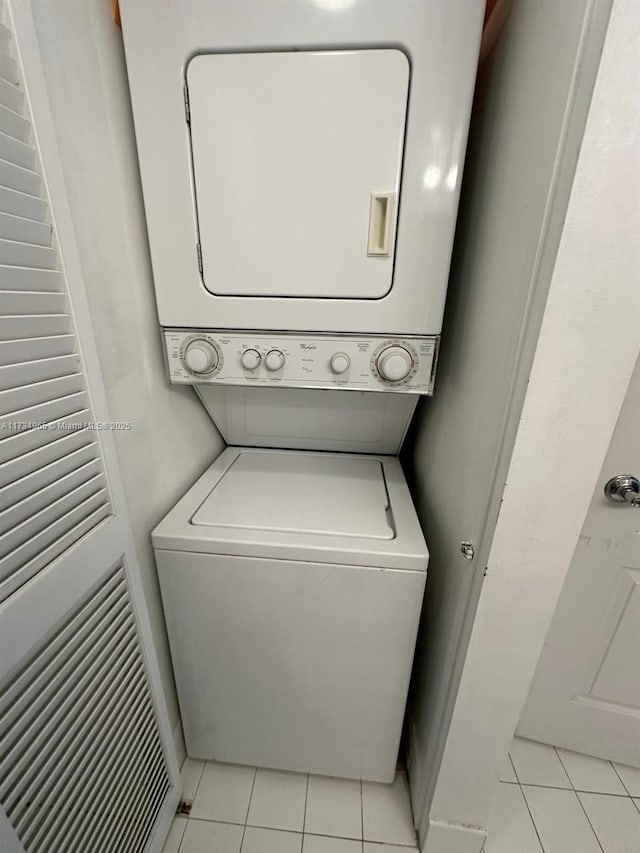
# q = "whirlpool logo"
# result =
<box><xmin>299</xmin><ymin>344</ymin><xmax>318</xmax><ymax>352</ymax></box>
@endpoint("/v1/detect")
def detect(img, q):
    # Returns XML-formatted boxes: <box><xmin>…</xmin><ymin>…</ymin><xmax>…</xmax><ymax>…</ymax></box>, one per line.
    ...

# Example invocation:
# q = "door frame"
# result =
<box><xmin>419</xmin><ymin>0</ymin><xmax>640</xmax><ymax>849</ymax></box>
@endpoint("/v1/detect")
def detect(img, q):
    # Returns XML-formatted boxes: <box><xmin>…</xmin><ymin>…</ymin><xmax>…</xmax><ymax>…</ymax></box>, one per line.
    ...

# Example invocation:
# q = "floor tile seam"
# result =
<box><xmin>518</xmin><ymin>782</ymin><xmax>548</xmax><ymax>853</ymax></box>
<box><xmin>302</xmin><ymin>773</ymin><xmax>310</xmax><ymax>834</ymax></box>
<box><xmin>610</xmin><ymin>761</ymin><xmax>637</xmax><ymax>798</ymax></box>
<box><xmin>551</xmin><ymin>746</ymin><xmax>574</xmax><ymax>789</ymax></box>
<box><xmin>512</xmin><ymin>781</ymin><xmax>634</xmax><ymax>795</ymax></box>
<box><xmin>573</xmin><ymin>790</ymin><xmax>606</xmax><ymax>853</ymax></box>
<box><xmin>360</xmin><ymin>777</ymin><xmax>365</xmax><ymax>853</ymax></box>
<box><xmin>240</xmin><ymin>767</ymin><xmax>258</xmax><ymax>848</ymax></box>
<box><xmin>189</xmin><ymin>759</ymin><xmax>207</xmax><ymax>805</ymax></box>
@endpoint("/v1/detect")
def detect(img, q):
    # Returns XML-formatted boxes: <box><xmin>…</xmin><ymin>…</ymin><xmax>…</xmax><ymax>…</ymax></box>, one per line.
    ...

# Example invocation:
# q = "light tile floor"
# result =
<box><xmin>163</xmin><ymin>760</ymin><xmax>419</xmax><ymax>853</ymax></box>
<box><xmin>486</xmin><ymin>737</ymin><xmax>640</xmax><ymax>853</ymax></box>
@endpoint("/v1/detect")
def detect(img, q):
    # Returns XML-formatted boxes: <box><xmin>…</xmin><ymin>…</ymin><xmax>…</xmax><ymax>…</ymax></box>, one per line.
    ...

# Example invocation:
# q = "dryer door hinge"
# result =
<box><xmin>196</xmin><ymin>242</ymin><xmax>203</xmax><ymax>275</ymax></box>
<box><xmin>183</xmin><ymin>83</ymin><xmax>191</xmax><ymax>124</ymax></box>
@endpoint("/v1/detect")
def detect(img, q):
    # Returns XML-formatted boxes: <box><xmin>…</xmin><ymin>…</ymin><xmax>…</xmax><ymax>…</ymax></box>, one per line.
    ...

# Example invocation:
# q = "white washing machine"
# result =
<box><xmin>153</xmin><ymin>447</ymin><xmax>428</xmax><ymax>782</ymax></box>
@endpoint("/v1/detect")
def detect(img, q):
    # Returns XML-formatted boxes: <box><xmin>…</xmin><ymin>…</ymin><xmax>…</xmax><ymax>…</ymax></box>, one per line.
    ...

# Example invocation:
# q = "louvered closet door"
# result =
<box><xmin>0</xmin><ymin>4</ymin><xmax>180</xmax><ymax>852</ymax></box>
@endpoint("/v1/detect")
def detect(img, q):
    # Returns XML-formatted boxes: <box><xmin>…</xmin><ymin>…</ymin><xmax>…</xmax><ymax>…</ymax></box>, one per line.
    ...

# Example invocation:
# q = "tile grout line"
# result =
<box><xmin>551</xmin><ymin>746</ymin><xmax>573</xmax><ymax>789</ymax></box>
<box><xmin>610</xmin><ymin>760</ymin><xmax>636</xmax><ymax>799</ymax></box>
<box><xmin>239</xmin><ymin>766</ymin><xmax>258</xmax><ymax>851</ymax></box>
<box><xmin>518</xmin><ymin>783</ymin><xmax>548</xmax><ymax>853</ymax></box>
<box><xmin>553</xmin><ymin>749</ymin><xmax>605</xmax><ymax>853</ymax></box>
<box><xmin>302</xmin><ymin>773</ymin><xmax>310</xmax><ymax>845</ymax></box>
<box><xmin>188</xmin><ymin>758</ymin><xmax>206</xmax><ymax>808</ymax></box>
<box><xmin>360</xmin><ymin>778</ymin><xmax>364</xmax><ymax>853</ymax></box>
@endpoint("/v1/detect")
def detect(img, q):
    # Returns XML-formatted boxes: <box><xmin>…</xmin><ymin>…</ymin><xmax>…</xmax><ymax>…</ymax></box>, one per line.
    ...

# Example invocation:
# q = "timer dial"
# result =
<box><xmin>265</xmin><ymin>349</ymin><xmax>285</xmax><ymax>371</ymax></box>
<box><xmin>376</xmin><ymin>345</ymin><xmax>413</xmax><ymax>382</ymax></box>
<box><xmin>241</xmin><ymin>348</ymin><xmax>261</xmax><ymax>370</ymax></box>
<box><xmin>330</xmin><ymin>352</ymin><xmax>351</xmax><ymax>375</ymax></box>
<box><xmin>183</xmin><ymin>339</ymin><xmax>219</xmax><ymax>374</ymax></box>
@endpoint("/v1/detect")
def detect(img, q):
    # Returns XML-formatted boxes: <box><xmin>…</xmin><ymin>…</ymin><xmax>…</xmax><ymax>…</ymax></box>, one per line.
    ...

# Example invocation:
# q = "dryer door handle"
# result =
<box><xmin>367</xmin><ymin>192</ymin><xmax>396</xmax><ymax>257</ymax></box>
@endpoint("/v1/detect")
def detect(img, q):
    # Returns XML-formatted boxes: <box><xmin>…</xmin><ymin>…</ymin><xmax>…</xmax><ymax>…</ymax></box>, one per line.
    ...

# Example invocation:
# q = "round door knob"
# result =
<box><xmin>183</xmin><ymin>339</ymin><xmax>219</xmax><ymax>374</ymax></box>
<box><xmin>330</xmin><ymin>352</ymin><xmax>351</xmax><ymax>375</ymax></box>
<box><xmin>264</xmin><ymin>349</ymin><xmax>285</xmax><ymax>371</ymax></box>
<box><xmin>604</xmin><ymin>474</ymin><xmax>640</xmax><ymax>507</ymax></box>
<box><xmin>376</xmin><ymin>346</ymin><xmax>413</xmax><ymax>382</ymax></box>
<box><xmin>241</xmin><ymin>349</ymin><xmax>261</xmax><ymax>371</ymax></box>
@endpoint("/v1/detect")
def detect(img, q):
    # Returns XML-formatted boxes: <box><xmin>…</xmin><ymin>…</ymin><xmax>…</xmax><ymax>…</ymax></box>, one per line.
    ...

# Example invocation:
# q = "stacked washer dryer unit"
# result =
<box><xmin>120</xmin><ymin>0</ymin><xmax>483</xmax><ymax>783</ymax></box>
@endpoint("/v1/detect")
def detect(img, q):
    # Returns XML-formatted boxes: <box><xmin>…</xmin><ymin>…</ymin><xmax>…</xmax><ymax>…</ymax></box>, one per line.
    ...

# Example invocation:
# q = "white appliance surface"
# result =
<box><xmin>188</xmin><ymin>49</ymin><xmax>408</xmax><ymax>300</ymax></box>
<box><xmin>153</xmin><ymin>448</ymin><xmax>427</xmax><ymax>571</ymax></box>
<box><xmin>119</xmin><ymin>0</ymin><xmax>485</xmax><ymax>334</ymax></box>
<box><xmin>195</xmin><ymin>386</ymin><xmax>418</xmax><ymax>454</ymax></box>
<box><xmin>191</xmin><ymin>451</ymin><xmax>394</xmax><ymax>540</ymax></box>
<box><xmin>153</xmin><ymin>448</ymin><xmax>428</xmax><ymax>781</ymax></box>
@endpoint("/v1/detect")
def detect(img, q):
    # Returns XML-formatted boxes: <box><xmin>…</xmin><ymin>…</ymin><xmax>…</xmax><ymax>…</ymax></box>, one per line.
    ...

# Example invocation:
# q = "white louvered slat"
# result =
<box><xmin>0</xmin><ymin>597</ymin><xmax>132</xmax><ymax>786</ymax></box>
<box><xmin>0</xmin><ymin>131</ymin><xmax>36</xmax><ymax>170</ymax></box>
<box><xmin>0</xmin><ymin>334</ymin><xmax>74</xmax><ymax>364</ymax></box>
<box><xmin>0</xmin><ymin>572</ymin><xmax>125</xmax><ymax>727</ymax></box>
<box><xmin>0</xmin><ymin>185</ymin><xmax>47</xmax><ymax>220</ymax></box>
<box><xmin>82</xmin><ymin>717</ymin><xmax>163</xmax><ymax>853</ymax></box>
<box><xmin>0</xmin><ymin>390</ymin><xmax>91</xmax><ymax>442</ymax></box>
<box><xmin>29</xmin><ymin>654</ymin><xmax>147</xmax><ymax>849</ymax></box>
<box><xmin>0</xmin><ymin>497</ymin><xmax>110</xmax><ymax>600</ymax></box>
<box><xmin>10</xmin><ymin>633</ymin><xmax>143</xmax><ymax>839</ymax></box>
<box><xmin>0</xmin><ymin>566</ymin><xmax>170</xmax><ymax>853</ymax></box>
<box><xmin>0</xmin><ymin>266</ymin><xmax>61</xmax><ymax>291</ymax></box>
<box><xmin>0</xmin><ymin>49</ymin><xmax>18</xmax><ymax>84</ymax></box>
<box><xmin>0</xmin><ymin>312</ymin><xmax>69</xmax><ymax>338</ymax></box>
<box><xmin>0</xmin><ymin>291</ymin><xmax>64</xmax><ymax>314</ymax></box>
<box><xmin>0</xmin><ymin>103</ymin><xmax>30</xmax><ymax>143</ymax></box>
<box><xmin>0</xmin><ymin>158</ymin><xmax>40</xmax><ymax>195</ymax></box>
<box><xmin>33</xmin><ymin>680</ymin><xmax>149</xmax><ymax>853</ymax></box>
<box><xmin>0</xmin><ymin>412</ymin><xmax>92</xmax><ymax>469</ymax></box>
<box><xmin>0</xmin><ymin>352</ymin><xmax>80</xmax><ymax>389</ymax></box>
<box><xmin>0</xmin><ymin>131</ymin><xmax>36</xmax><ymax>171</ymax></box>
<box><xmin>0</xmin><ymin>373</ymin><xmax>84</xmax><ymax>415</ymax></box>
<box><xmin>0</xmin><ymin>441</ymin><xmax>98</xmax><ymax>511</ymax></box>
<box><xmin>0</xmin><ymin>211</ymin><xmax>49</xmax><ymax>243</ymax></box>
<box><xmin>0</xmin><ymin>616</ymin><xmax>135</xmax><ymax>816</ymax></box>
<box><xmin>63</xmin><ymin>692</ymin><xmax>161</xmax><ymax>853</ymax></box>
<box><xmin>0</xmin><ymin>76</ymin><xmax>22</xmax><ymax>113</ymax></box>
<box><xmin>0</xmin><ymin>475</ymin><xmax>105</xmax><ymax>557</ymax></box>
<box><xmin>0</xmin><ymin>22</ymin><xmax>10</xmax><ymax>52</ymax></box>
<box><xmin>0</xmin><ymin>240</ymin><xmax>57</xmax><ymax>268</ymax></box>
<box><xmin>0</xmin><ymin>458</ymin><xmax>102</xmax><ymax>533</ymax></box>
<box><xmin>17</xmin><ymin>652</ymin><xmax>145</xmax><ymax>841</ymax></box>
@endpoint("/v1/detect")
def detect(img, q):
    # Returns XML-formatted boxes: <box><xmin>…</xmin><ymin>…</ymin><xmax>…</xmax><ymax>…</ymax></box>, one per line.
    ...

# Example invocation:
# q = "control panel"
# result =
<box><xmin>164</xmin><ymin>330</ymin><xmax>438</xmax><ymax>394</ymax></box>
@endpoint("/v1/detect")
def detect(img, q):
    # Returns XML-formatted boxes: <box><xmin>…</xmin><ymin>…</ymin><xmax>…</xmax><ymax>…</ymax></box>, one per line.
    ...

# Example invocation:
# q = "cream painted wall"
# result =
<box><xmin>404</xmin><ymin>0</ymin><xmax>613</xmax><ymax>846</ymax></box>
<box><xmin>29</xmin><ymin>0</ymin><xmax>224</xmax><ymax>740</ymax></box>
<box><xmin>425</xmin><ymin>1</ymin><xmax>640</xmax><ymax>849</ymax></box>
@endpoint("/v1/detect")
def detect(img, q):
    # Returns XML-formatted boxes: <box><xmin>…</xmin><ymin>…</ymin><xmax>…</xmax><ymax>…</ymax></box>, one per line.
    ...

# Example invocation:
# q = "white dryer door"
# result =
<box><xmin>187</xmin><ymin>49</ymin><xmax>409</xmax><ymax>299</ymax></box>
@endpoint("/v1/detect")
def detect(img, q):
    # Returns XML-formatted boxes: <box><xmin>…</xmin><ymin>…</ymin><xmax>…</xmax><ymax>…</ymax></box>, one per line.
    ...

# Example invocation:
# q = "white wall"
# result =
<box><xmin>404</xmin><ymin>0</ymin><xmax>612</xmax><ymax>845</ymax></box>
<box><xmin>29</xmin><ymin>0</ymin><xmax>224</xmax><ymax>744</ymax></box>
<box><xmin>424</xmin><ymin>0</ymin><xmax>640</xmax><ymax>849</ymax></box>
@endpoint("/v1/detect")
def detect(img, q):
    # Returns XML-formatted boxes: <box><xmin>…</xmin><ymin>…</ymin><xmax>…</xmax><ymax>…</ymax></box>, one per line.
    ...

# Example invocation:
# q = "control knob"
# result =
<box><xmin>265</xmin><ymin>349</ymin><xmax>285</xmax><ymax>371</ymax></box>
<box><xmin>376</xmin><ymin>346</ymin><xmax>413</xmax><ymax>382</ymax></box>
<box><xmin>330</xmin><ymin>352</ymin><xmax>351</xmax><ymax>375</ymax></box>
<box><xmin>241</xmin><ymin>349</ymin><xmax>261</xmax><ymax>371</ymax></box>
<box><xmin>183</xmin><ymin>339</ymin><xmax>219</xmax><ymax>374</ymax></box>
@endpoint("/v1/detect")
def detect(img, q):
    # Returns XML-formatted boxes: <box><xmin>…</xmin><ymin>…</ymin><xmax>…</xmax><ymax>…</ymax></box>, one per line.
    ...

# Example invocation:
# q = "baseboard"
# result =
<box><xmin>172</xmin><ymin>720</ymin><xmax>187</xmax><ymax>768</ymax></box>
<box><xmin>421</xmin><ymin>818</ymin><xmax>486</xmax><ymax>853</ymax></box>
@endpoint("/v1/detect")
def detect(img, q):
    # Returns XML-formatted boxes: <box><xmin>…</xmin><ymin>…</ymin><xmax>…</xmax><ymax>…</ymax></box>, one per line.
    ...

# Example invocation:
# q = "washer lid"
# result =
<box><xmin>191</xmin><ymin>450</ymin><xmax>394</xmax><ymax>540</ymax></box>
